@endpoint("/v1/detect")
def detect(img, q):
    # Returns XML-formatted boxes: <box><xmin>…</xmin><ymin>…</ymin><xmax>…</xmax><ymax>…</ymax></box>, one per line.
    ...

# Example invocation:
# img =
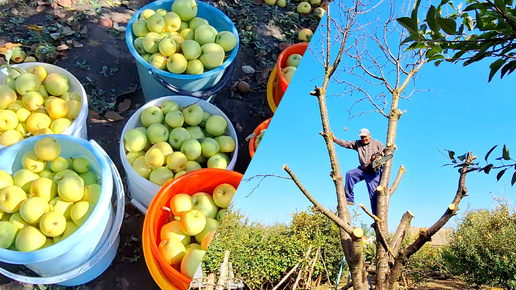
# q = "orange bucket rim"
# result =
<box><xmin>266</xmin><ymin>65</ymin><xmax>278</xmax><ymax>113</ymax></box>
<box><xmin>249</xmin><ymin>118</ymin><xmax>272</xmax><ymax>158</ymax></box>
<box><xmin>276</xmin><ymin>42</ymin><xmax>309</xmax><ymax>87</ymax></box>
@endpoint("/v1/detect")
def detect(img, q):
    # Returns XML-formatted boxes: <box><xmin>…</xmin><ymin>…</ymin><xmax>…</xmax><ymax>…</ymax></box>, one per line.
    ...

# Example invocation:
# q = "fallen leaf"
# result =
<box><xmin>117</xmin><ymin>98</ymin><xmax>131</xmax><ymax>113</ymax></box>
<box><xmin>99</xmin><ymin>18</ymin><xmax>113</xmax><ymax>28</ymax></box>
<box><xmin>73</xmin><ymin>41</ymin><xmax>84</xmax><ymax>48</ymax></box>
<box><xmin>113</xmin><ymin>22</ymin><xmax>126</xmax><ymax>32</ymax></box>
<box><xmin>242</xmin><ymin>65</ymin><xmax>255</xmax><ymax>74</ymax></box>
<box><xmin>105</xmin><ymin>111</ymin><xmax>124</xmax><ymax>121</ymax></box>
<box><xmin>260</xmin><ymin>66</ymin><xmax>274</xmax><ymax>81</ymax></box>
<box><xmin>56</xmin><ymin>44</ymin><xmax>69</xmax><ymax>51</ymax></box>
<box><xmin>56</xmin><ymin>0</ymin><xmax>72</xmax><ymax>7</ymax></box>
<box><xmin>80</xmin><ymin>26</ymin><xmax>88</xmax><ymax>34</ymax></box>
<box><xmin>62</xmin><ymin>26</ymin><xmax>75</xmax><ymax>36</ymax></box>
<box><xmin>49</xmin><ymin>33</ymin><xmax>60</xmax><ymax>40</ymax></box>
<box><xmin>27</xmin><ymin>25</ymin><xmax>44</xmax><ymax>31</ymax></box>
<box><xmin>0</xmin><ymin>43</ymin><xmax>22</xmax><ymax>55</ymax></box>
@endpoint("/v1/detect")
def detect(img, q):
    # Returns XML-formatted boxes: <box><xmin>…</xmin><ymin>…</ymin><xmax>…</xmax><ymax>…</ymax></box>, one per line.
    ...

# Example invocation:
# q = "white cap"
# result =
<box><xmin>359</xmin><ymin>128</ymin><xmax>370</xmax><ymax>137</ymax></box>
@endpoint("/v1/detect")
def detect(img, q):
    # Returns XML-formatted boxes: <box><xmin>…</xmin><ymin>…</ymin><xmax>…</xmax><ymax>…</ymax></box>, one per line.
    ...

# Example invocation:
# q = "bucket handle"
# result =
<box><xmin>0</xmin><ymin>141</ymin><xmax>125</xmax><ymax>285</ymax></box>
<box><xmin>148</xmin><ymin>61</ymin><xmax>235</xmax><ymax>102</ymax></box>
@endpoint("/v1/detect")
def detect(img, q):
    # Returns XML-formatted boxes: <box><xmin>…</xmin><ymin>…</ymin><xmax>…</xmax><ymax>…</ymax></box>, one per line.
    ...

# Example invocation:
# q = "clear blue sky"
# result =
<box><xmin>232</xmin><ymin>0</ymin><xmax>516</xmax><ymax>232</ymax></box>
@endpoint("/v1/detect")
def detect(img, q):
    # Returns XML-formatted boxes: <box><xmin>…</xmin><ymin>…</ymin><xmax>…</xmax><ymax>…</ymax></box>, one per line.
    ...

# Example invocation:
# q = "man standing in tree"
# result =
<box><xmin>331</xmin><ymin>128</ymin><xmax>384</xmax><ymax>215</ymax></box>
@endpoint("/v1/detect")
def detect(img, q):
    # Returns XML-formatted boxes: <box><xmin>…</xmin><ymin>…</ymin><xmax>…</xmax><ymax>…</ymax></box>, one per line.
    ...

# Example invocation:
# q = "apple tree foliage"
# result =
<box><xmin>397</xmin><ymin>0</ymin><xmax>516</xmax><ymax>82</ymax></box>
<box><xmin>442</xmin><ymin>199</ymin><xmax>516</xmax><ymax>288</ymax></box>
<box><xmin>202</xmin><ymin>207</ymin><xmax>343</xmax><ymax>289</ymax></box>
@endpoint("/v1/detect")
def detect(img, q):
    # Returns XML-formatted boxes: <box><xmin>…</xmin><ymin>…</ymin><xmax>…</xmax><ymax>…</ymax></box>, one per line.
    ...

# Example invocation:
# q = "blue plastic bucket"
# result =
<box><xmin>126</xmin><ymin>0</ymin><xmax>239</xmax><ymax>101</ymax></box>
<box><xmin>0</xmin><ymin>135</ymin><xmax>125</xmax><ymax>286</ymax></box>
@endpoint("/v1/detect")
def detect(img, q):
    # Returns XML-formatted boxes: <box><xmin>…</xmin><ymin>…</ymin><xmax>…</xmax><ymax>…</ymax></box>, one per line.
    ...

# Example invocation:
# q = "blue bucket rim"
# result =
<box><xmin>126</xmin><ymin>0</ymin><xmax>240</xmax><ymax>81</ymax></box>
<box><xmin>0</xmin><ymin>135</ymin><xmax>113</xmax><ymax>264</ymax></box>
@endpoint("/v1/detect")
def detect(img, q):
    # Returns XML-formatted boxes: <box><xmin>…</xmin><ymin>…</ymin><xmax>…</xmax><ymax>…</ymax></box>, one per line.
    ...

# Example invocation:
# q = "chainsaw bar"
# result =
<box><xmin>372</xmin><ymin>154</ymin><xmax>393</xmax><ymax>170</ymax></box>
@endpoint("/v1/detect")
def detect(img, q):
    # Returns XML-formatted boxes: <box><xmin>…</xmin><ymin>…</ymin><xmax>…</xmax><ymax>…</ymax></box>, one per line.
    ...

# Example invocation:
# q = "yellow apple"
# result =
<box><xmin>19</xmin><ymin>196</ymin><xmax>49</xmax><ymax>224</ymax></box>
<box><xmin>58</xmin><ymin>175</ymin><xmax>84</xmax><ymax>202</ymax></box>
<box><xmin>70</xmin><ymin>201</ymin><xmax>93</xmax><ymax>227</ymax></box>
<box><xmin>29</xmin><ymin>177</ymin><xmax>57</xmax><ymax>201</ymax></box>
<box><xmin>22</xmin><ymin>150</ymin><xmax>47</xmax><ymax>174</ymax></box>
<box><xmin>34</xmin><ymin>136</ymin><xmax>61</xmax><ymax>161</ymax></box>
<box><xmin>15</xmin><ymin>225</ymin><xmax>46</xmax><ymax>252</ymax></box>
<box><xmin>53</xmin><ymin>220</ymin><xmax>78</xmax><ymax>244</ymax></box>
<box><xmin>39</xmin><ymin>212</ymin><xmax>66</xmax><ymax>237</ymax></box>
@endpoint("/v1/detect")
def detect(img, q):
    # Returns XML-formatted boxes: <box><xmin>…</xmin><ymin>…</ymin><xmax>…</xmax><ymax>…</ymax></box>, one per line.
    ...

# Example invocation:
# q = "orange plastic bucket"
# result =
<box><xmin>266</xmin><ymin>66</ymin><xmax>278</xmax><ymax>113</ymax></box>
<box><xmin>143</xmin><ymin>168</ymin><xmax>244</xmax><ymax>290</ymax></box>
<box><xmin>274</xmin><ymin>42</ymin><xmax>309</xmax><ymax>106</ymax></box>
<box><xmin>249</xmin><ymin>118</ymin><xmax>272</xmax><ymax>158</ymax></box>
<box><xmin>142</xmin><ymin>228</ymin><xmax>179</xmax><ymax>289</ymax></box>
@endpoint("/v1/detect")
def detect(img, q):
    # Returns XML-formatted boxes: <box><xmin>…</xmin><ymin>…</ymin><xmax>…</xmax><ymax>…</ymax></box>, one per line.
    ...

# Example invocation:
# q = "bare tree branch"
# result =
<box><xmin>389</xmin><ymin>165</ymin><xmax>406</xmax><ymax>196</ymax></box>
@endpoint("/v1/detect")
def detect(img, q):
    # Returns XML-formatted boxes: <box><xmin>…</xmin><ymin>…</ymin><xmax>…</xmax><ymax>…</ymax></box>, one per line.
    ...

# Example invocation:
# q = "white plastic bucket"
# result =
<box><xmin>119</xmin><ymin>96</ymin><xmax>239</xmax><ymax>213</ymax></box>
<box><xmin>126</xmin><ymin>0</ymin><xmax>239</xmax><ymax>102</ymax></box>
<box><xmin>0</xmin><ymin>62</ymin><xmax>89</xmax><ymax>152</ymax></box>
<box><xmin>0</xmin><ymin>135</ymin><xmax>125</xmax><ymax>286</ymax></box>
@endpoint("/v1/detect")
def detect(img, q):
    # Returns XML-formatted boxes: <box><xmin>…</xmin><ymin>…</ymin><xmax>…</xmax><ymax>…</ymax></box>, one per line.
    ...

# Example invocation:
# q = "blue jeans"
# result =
<box><xmin>345</xmin><ymin>166</ymin><xmax>380</xmax><ymax>215</ymax></box>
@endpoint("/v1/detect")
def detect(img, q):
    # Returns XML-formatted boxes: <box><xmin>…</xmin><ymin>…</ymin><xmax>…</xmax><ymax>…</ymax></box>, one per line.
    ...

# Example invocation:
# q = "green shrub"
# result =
<box><xmin>443</xmin><ymin>199</ymin><xmax>516</xmax><ymax>289</ymax></box>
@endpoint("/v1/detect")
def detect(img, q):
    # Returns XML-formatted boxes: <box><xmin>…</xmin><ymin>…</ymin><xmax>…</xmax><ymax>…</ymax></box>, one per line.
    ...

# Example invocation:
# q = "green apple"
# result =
<box><xmin>133</xmin><ymin>37</ymin><xmax>147</xmax><ymax>55</ymax></box>
<box><xmin>0</xmin><ymin>170</ymin><xmax>13</xmax><ymax>191</ymax></box>
<box><xmin>29</xmin><ymin>177</ymin><xmax>57</xmax><ymax>201</ymax></box>
<box><xmin>168</xmin><ymin>127</ymin><xmax>191</xmax><ymax>149</ymax></box>
<box><xmin>44</xmin><ymin>73</ymin><xmax>69</xmax><ymax>96</ymax></box>
<box><xmin>124</xmin><ymin>128</ymin><xmax>148</xmax><ymax>152</ymax></box>
<box><xmin>70</xmin><ymin>201</ymin><xmax>93</xmax><ymax>227</ymax></box>
<box><xmin>200</xmin><ymin>229</ymin><xmax>216</xmax><ymax>250</ymax></box>
<box><xmin>22</xmin><ymin>150</ymin><xmax>46</xmax><ymax>174</ymax></box>
<box><xmin>194</xmin><ymin>24</ymin><xmax>218</xmax><ymax>46</ymax></box>
<box><xmin>165</xmin><ymin>110</ymin><xmax>184</xmax><ymax>128</ymax></box>
<box><xmin>172</xmin><ymin>0</ymin><xmax>198</xmax><ymax>21</ymax></box>
<box><xmin>186</xmin><ymin>160</ymin><xmax>201</xmax><ymax>172</ymax></box>
<box><xmin>215</xmin><ymin>31</ymin><xmax>237</xmax><ymax>52</ymax></box>
<box><xmin>140</xmin><ymin>9</ymin><xmax>156</xmax><ymax>20</ymax></box>
<box><xmin>21</xmin><ymin>91</ymin><xmax>44</xmax><ymax>112</ymax></box>
<box><xmin>161</xmin><ymin>100</ymin><xmax>180</xmax><ymax>114</ymax></box>
<box><xmin>310</xmin><ymin>0</ymin><xmax>321</xmax><ymax>6</ymax></box>
<box><xmin>53</xmin><ymin>169</ymin><xmax>79</xmax><ymax>185</ymax></box>
<box><xmin>149</xmin><ymin>52</ymin><xmax>168</xmax><ymax>70</ymax></box>
<box><xmin>20</xmin><ymin>196</ymin><xmax>50</xmax><ymax>225</ymax></box>
<box><xmin>159</xmin><ymin>237</ymin><xmax>186</xmax><ymax>266</ymax></box>
<box><xmin>161</xmin><ymin>220</ymin><xmax>191</xmax><ymax>246</ymax></box>
<box><xmin>200</xmin><ymin>111</ymin><xmax>211</xmax><ymax>127</ymax></box>
<box><xmin>180</xmin><ymin>248</ymin><xmax>206</xmax><ymax>278</ymax></box>
<box><xmin>156</xmin><ymin>8</ymin><xmax>167</xmax><ymax>17</ymax></box>
<box><xmin>79</xmin><ymin>170</ymin><xmax>98</xmax><ymax>186</ymax></box>
<box><xmin>186</xmin><ymin>59</ymin><xmax>204</xmax><ymax>75</ymax></box>
<box><xmin>164</xmin><ymin>12</ymin><xmax>182</xmax><ymax>32</ymax></box>
<box><xmin>213</xmin><ymin>183</ymin><xmax>236</xmax><ymax>208</ymax></box>
<box><xmin>147</xmin><ymin>123</ymin><xmax>169</xmax><ymax>144</ymax></box>
<box><xmin>150</xmin><ymin>142</ymin><xmax>173</xmax><ymax>157</ymax></box>
<box><xmin>15</xmin><ymin>226</ymin><xmax>46</xmax><ymax>252</ymax></box>
<box><xmin>286</xmin><ymin>53</ymin><xmax>302</xmax><ymax>67</ymax></box>
<box><xmin>199</xmin><ymin>43</ymin><xmax>225</xmax><ymax>70</ymax></box>
<box><xmin>195</xmin><ymin>218</ymin><xmax>219</xmax><ymax>242</ymax></box>
<box><xmin>58</xmin><ymin>175</ymin><xmax>84</xmax><ymax>202</ymax></box>
<box><xmin>215</xmin><ymin>136</ymin><xmax>236</xmax><ymax>153</ymax></box>
<box><xmin>181</xmin><ymin>139</ymin><xmax>202</xmax><ymax>160</ymax></box>
<box><xmin>39</xmin><ymin>212</ymin><xmax>66</xmax><ymax>237</ymax></box>
<box><xmin>11</xmin><ymin>47</ymin><xmax>26</xmax><ymax>63</ymax></box>
<box><xmin>142</xmin><ymin>54</ymin><xmax>151</xmax><ymax>62</ymax></box>
<box><xmin>174</xmin><ymin>170</ymin><xmax>187</xmax><ymax>179</ymax></box>
<box><xmin>186</xmin><ymin>126</ymin><xmax>205</xmax><ymax>140</ymax></box>
<box><xmin>0</xmin><ymin>110</ymin><xmax>19</xmax><ymax>131</ymax></box>
<box><xmin>169</xmin><ymin>193</ymin><xmax>193</xmax><ymax>216</ymax></box>
<box><xmin>15</xmin><ymin>73</ymin><xmax>41</xmax><ymax>95</ymax></box>
<box><xmin>9</xmin><ymin>212</ymin><xmax>27</xmax><ymax>231</ymax></box>
<box><xmin>216</xmin><ymin>208</ymin><xmax>227</xmax><ymax>222</ymax></box>
<box><xmin>72</xmin><ymin>157</ymin><xmax>90</xmax><ymax>174</ymax></box>
<box><xmin>26</xmin><ymin>113</ymin><xmax>51</xmax><ymax>135</ymax></box>
<box><xmin>39</xmin><ymin>170</ymin><xmax>55</xmax><ymax>180</ymax></box>
<box><xmin>282</xmin><ymin>66</ymin><xmax>297</xmax><ymax>83</ymax></box>
<box><xmin>13</xmin><ymin>169</ymin><xmax>39</xmax><ymax>192</ymax></box>
<box><xmin>264</xmin><ymin>0</ymin><xmax>276</xmax><ymax>5</ymax></box>
<box><xmin>0</xmin><ymin>221</ymin><xmax>17</xmax><ymax>249</ymax></box>
<box><xmin>205</xmin><ymin>115</ymin><xmax>227</xmax><ymax>136</ymax></box>
<box><xmin>182</xmin><ymin>104</ymin><xmax>204</xmax><ymax>126</ymax></box>
<box><xmin>15</xmin><ymin>123</ymin><xmax>27</xmax><ymax>135</ymax></box>
<box><xmin>181</xmin><ymin>40</ymin><xmax>201</xmax><ymax>60</ymax></box>
<box><xmin>297</xmin><ymin>2</ymin><xmax>311</xmax><ymax>13</ymax></box>
<box><xmin>166</xmin><ymin>151</ymin><xmax>188</xmax><ymax>173</ymax></box>
<box><xmin>277</xmin><ymin>0</ymin><xmax>287</xmax><ymax>7</ymax></box>
<box><xmin>195</xmin><ymin>154</ymin><xmax>206</xmax><ymax>164</ymax></box>
<box><xmin>180</xmin><ymin>28</ymin><xmax>195</xmax><ymax>41</ymax></box>
<box><xmin>207</xmin><ymin>153</ymin><xmax>228</xmax><ymax>169</ymax></box>
<box><xmin>0</xmin><ymin>85</ymin><xmax>17</xmax><ymax>109</ymax></box>
<box><xmin>126</xmin><ymin>151</ymin><xmax>145</xmax><ymax>165</ymax></box>
<box><xmin>3</xmin><ymin>76</ymin><xmax>16</xmax><ymax>91</ymax></box>
<box><xmin>191</xmin><ymin>192</ymin><xmax>218</xmax><ymax>219</ymax></box>
<box><xmin>149</xmin><ymin>167</ymin><xmax>174</xmax><ymax>185</ymax></box>
<box><xmin>142</xmin><ymin>32</ymin><xmax>162</xmax><ymax>54</ymax></box>
<box><xmin>49</xmin><ymin>197</ymin><xmax>73</xmax><ymax>220</ymax></box>
<box><xmin>145</xmin><ymin>147</ymin><xmax>165</xmax><ymax>169</ymax></box>
<box><xmin>34</xmin><ymin>136</ymin><xmax>61</xmax><ymax>161</ymax></box>
<box><xmin>180</xmin><ymin>209</ymin><xmax>206</xmax><ymax>236</ymax></box>
<box><xmin>132</xmin><ymin>156</ymin><xmax>152</xmax><ymax>179</ymax></box>
<box><xmin>298</xmin><ymin>28</ymin><xmax>313</xmax><ymax>41</ymax></box>
<box><xmin>170</xmin><ymin>34</ymin><xmax>185</xmax><ymax>52</ymax></box>
<box><xmin>140</xmin><ymin>105</ymin><xmax>164</xmax><ymax>127</ymax></box>
<box><xmin>313</xmin><ymin>7</ymin><xmax>325</xmax><ymax>18</ymax></box>
<box><xmin>166</xmin><ymin>53</ymin><xmax>188</xmax><ymax>74</ymax></box>
<box><xmin>146</xmin><ymin>13</ymin><xmax>166</xmax><ymax>33</ymax></box>
<box><xmin>82</xmin><ymin>184</ymin><xmax>101</xmax><ymax>204</ymax></box>
<box><xmin>42</xmin><ymin>237</ymin><xmax>54</xmax><ymax>248</ymax></box>
<box><xmin>0</xmin><ymin>130</ymin><xmax>23</xmax><ymax>147</ymax></box>
<box><xmin>0</xmin><ymin>186</ymin><xmax>27</xmax><ymax>213</ymax></box>
<box><xmin>189</xmin><ymin>17</ymin><xmax>208</xmax><ymax>31</ymax></box>
<box><xmin>53</xmin><ymin>220</ymin><xmax>78</xmax><ymax>244</ymax></box>
<box><xmin>159</xmin><ymin>37</ymin><xmax>177</xmax><ymax>57</ymax></box>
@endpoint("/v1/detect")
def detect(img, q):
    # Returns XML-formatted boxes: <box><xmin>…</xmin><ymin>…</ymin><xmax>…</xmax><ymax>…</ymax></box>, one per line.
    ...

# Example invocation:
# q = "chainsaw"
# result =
<box><xmin>370</xmin><ymin>153</ymin><xmax>393</xmax><ymax>172</ymax></box>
